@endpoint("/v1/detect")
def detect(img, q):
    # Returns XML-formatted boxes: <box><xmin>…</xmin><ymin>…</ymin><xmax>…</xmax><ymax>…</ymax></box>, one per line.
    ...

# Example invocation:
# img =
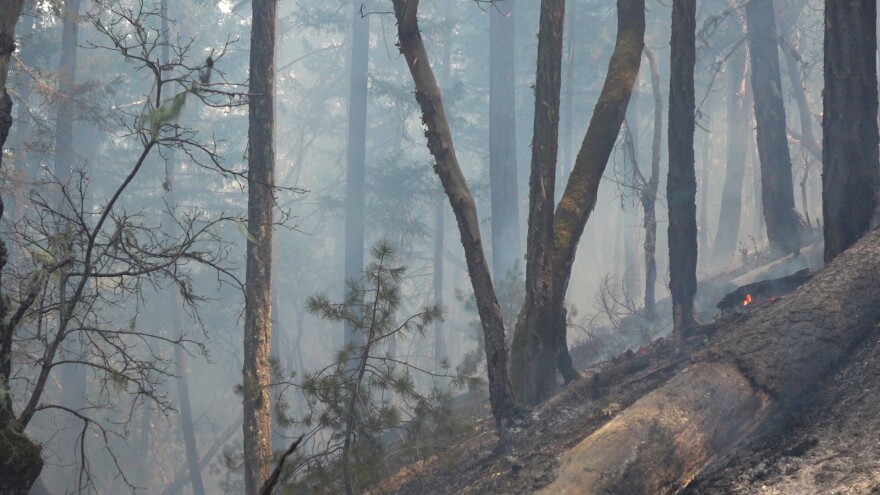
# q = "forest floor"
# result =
<box><xmin>374</xmin><ymin>320</ymin><xmax>880</xmax><ymax>494</ymax></box>
<box><xmin>683</xmin><ymin>328</ymin><xmax>880</xmax><ymax>495</ymax></box>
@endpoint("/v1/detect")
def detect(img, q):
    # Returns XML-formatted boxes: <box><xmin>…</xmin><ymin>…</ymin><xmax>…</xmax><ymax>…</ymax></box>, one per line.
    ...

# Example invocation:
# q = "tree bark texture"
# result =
<box><xmin>822</xmin><ymin>0</ymin><xmax>878</xmax><ymax>262</ymax></box>
<box><xmin>713</xmin><ymin>42</ymin><xmax>749</xmax><ymax>266</ymax></box>
<box><xmin>641</xmin><ymin>47</ymin><xmax>661</xmax><ymax>317</ymax></box>
<box><xmin>511</xmin><ymin>0</ymin><xmax>565</xmax><ymax>406</ymax></box>
<box><xmin>243</xmin><ymin>0</ymin><xmax>277</xmax><ymax>491</ymax></box>
<box><xmin>344</xmin><ymin>0</ymin><xmax>369</xmax><ymax>348</ymax></box>
<box><xmin>1</xmin><ymin>3</ymin><xmax>44</xmax><ymax>494</ymax></box>
<box><xmin>390</xmin><ymin>0</ymin><xmax>517</xmax><ymax>425</ymax></box>
<box><xmin>666</xmin><ymin>0</ymin><xmax>697</xmax><ymax>344</ymax></box>
<box><xmin>745</xmin><ymin>0</ymin><xmax>802</xmax><ymax>255</ymax></box>
<box><xmin>541</xmin><ymin>227</ymin><xmax>880</xmax><ymax>494</ymax></box>
<box><xmin>623</xmin><ymin>84</ymin><xmax>641</xmax><ymax>300</ymax></box>
<box><xmin>489</xmin><ymin>0</ymin><xmax>521</xmax><ymax>282</ymax></box>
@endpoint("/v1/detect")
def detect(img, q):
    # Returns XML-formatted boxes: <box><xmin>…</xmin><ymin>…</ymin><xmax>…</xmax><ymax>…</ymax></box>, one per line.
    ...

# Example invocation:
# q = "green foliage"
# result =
<box><xmin>284</xmin><ymin>240</ymin><xmax>471</xmax><ymax>494</ymax></box>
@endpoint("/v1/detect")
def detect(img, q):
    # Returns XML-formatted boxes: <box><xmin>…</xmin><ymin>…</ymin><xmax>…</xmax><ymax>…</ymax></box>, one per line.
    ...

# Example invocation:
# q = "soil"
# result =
<box><xmin>374</xmin><ymin>323</ymin><xmax>880</xmax><ymax>495</ymax></box>
<box><xmin>376</xmin><ymin>335</ymin><xmax>699</xmax><ymax>494</ymax></box>
<box><xmin>683</xmin><ymin>328</ymin><xmax>880</xmax><ymax>495</ymax></box>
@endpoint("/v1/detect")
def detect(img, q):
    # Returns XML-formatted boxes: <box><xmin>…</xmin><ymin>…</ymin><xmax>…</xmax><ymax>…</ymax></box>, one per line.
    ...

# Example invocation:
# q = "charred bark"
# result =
<box><xmin>390</xmin><ymin>0</ymin><xmax>518</xmax><ymax>425</ymax></box>
<box><xmin>745</xmin><ymin>0</ymin><xmax>802</xmax><ymax>255</ymax></box>
<box><xmin>822</xmin><ymin>0</ymin><xmax>878</xmax><ymax>262</ymax></box>
<box><xmin>542</xmin><ymin>227</ymin><xmax>880</xmax><ymax>494</ymax></box>
<box><xmin>243</xmin><ymin>0</ymin><xmax>277</xmax><ymax>490</ymax></box>
<box><xmin>666</xmin><ymin>0</ymin><xmax>697</xmax><ymax>346</ymax></box>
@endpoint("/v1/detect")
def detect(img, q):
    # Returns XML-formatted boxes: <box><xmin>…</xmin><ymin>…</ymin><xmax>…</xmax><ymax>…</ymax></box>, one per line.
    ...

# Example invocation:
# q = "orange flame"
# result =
<box><xmin>743</xmin><ymin>294</ymin><xmax>753</xmax><ymax>307</ymax></box>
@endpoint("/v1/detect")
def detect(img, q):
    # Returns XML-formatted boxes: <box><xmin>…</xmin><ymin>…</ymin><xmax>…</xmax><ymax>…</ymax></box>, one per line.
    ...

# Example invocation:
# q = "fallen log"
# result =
<box><xmin>540</xmin><ymin>228</ymin><xmax>880</xmax><ymax>494</ymax></box>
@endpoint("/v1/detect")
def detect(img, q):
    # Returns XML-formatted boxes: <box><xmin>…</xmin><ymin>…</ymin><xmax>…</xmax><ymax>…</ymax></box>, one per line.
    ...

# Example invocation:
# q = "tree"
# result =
<box><xmin>510</xmin><ymin>0</ymin><xmax>645</xmax><ymax>405</ymax></box>
<box><xmin>489</xmin><ymin>0</ymin><xmax>521</xmax><ymax>282</ymax></box>
<box><xmin>243</xmin><ymin>0</ymin><xmax>278</xmax><ymax>491</ymax></box>
<box><xmin>389</xmin><ymin>0</ymin><xmax>518</xmax><ymax>424</ymax></box>
<box><xmin>822</xmin><ymin>0</ymin><xmax>878</xmax><ymax>262</ymax></box>
<box><xmin>666</xmin><ymin>0</ymin><xmax>697</xmax><ymax>347</ymax></box>
<box><xmin>712</xmin><ymin>38</ymin><xmax>750</xmax><ymax>266</ymax></box>
<box><xmin>1</xmin><ymin>3</ymin><xmax>39</xmax><ymax>492</ymax></box>
<box><xmin>343</xmin><ymin>0</ymin><xmax>369</xmax><ymax>349</ymax></box>
<box><xmin>512</xmin><ymin>0</ymin><xmax>565</xmax><ymax>406</ymax></box>
<box><xmin>745</xmin><ymin>0</ymin><xmax>802</xmax><ymax>255</ymax></box>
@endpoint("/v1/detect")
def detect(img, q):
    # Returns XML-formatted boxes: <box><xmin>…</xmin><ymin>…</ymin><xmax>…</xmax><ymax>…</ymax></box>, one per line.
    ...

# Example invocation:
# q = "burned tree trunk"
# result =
<box><xmin>390</xmin><ymin>0</ymin><xmax>518</xmax><ymax>424</ymax></box>
<box><xmin>745</xmin><ymin>0</ymin><xmax>802</xmax><ymax>255</ymax></box>
<box><xmin>511</xmin><ymin>0</ymin><xmax>565</xmax><ymax>406</ymax></box>
<box><xmin>822</xmin><ymin>0</ymin><xmax>878</xmax><ymax>262</ymax></box>
<box><xmin>541</xmin><ymin>227</ymin><xmax>880</xmax><ymax>495</ymax></box>
<box><xmin>666</xmin><ymin>0</ymin><xmax>697</xmax><ymax>347</ymax></box>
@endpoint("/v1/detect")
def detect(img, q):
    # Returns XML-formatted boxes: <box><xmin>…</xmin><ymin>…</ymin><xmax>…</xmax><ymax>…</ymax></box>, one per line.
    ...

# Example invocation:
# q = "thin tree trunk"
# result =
<box><xmin>745</xmin><ymin>0</ymin><xmax>802</xmax><ymax>255</ymax></box>
<box><xmin>512</xmin><ymin>0</ymin><xmax>565</xmax><ymax>406</ymax></box>
<box><xmin>432</xmin><ymin>196</ymin><xmax>445</xmax><ymax>373</ymax></box>
<box><xmin>489</xmin><ymin>0</ymin><xmax>521</xmax><ymax>281</ymax></box>
<box><xmin>160</xmin><ymin>415</ymin><xmax>243</xmax><ymax>495</ymax></box>
<box><xmin>344</xmin><ymin>0</ymin><xmax>369</xmax><ymax>349</ymax></box>
<box><xmin>390</xmin><ymin>0</ymin><xmax>518</xmax><ymax>425</ymax></box>
<box><xmin>641</xmin><ymin>47</ymin><xmax>661</xmax><ymax>318</ymax></box>
<box><xmin>623</xmin><ymin>84</ymin><xmax>641</xmax><ymax>299</ymax></box>
<box><xmin>160</xmin><ymin>3</ymin><xmax>205</xmax><ymax>491</ymax></box>
<box><xmin>243</xmin><ymin>0</ymin><xmax>277</xmax><ymax>490</ymax></box>
<box><xmin>781</xmin><ymin>36</ymin><xmax>818</xmax><ymax>224</ymax></box>
<box><xmin>712</xmin><ymin>43</ymin><xmax>749</xmax><ymax>265</ymax></box>
<box><xmin>667</xmin><ymin>0</ymin><xmax>697</xmax><ymax>347</ymax></box>
<box><xmin>54</xmin><ymin>1</ymin><xmax>88</xmax><ymax>487</ymax></box>
<box><xmin>822</xmin><ymin>0</ymin><xmax>878</xmax><ymax>262</ymax></box>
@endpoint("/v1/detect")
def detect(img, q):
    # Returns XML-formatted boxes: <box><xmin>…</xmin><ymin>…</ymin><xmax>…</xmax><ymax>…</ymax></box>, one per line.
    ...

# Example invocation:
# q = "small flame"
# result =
<box><xmin>743</xmin><ymin>294</ymin><xmax>753</xmax><ymax>307</ymax></box>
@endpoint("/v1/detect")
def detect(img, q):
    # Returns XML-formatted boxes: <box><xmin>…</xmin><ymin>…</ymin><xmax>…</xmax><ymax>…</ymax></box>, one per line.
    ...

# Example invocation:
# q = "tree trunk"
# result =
<box><xmin>745</xmin><ymin>0</ymin><xmax>802</xmax><ymax>255</ymax></box>
<box><xmin>243</xmin><ymin>0</ymin><xmax>277</xmax><ymax>490</ymax></box>
<box><xmin>390</xmin><ymin>0</ymin><xmax>518</xmax><ymax>425</ymax></box>
<box><xmin>666</xmin><ymin>0</ymin><xmax>697</xmax><ymax>347</ymax></box>
<box><xmin>489</xmin><ymin>0</ymin><xmax>521</xmax><ymax>282</ymax></box>
<box><xmin>432</xmin><ymin>196</ymin><xmax>446</xmax><ymax>373</ymax></box>
<box><xmin>511</xmin><ymin>0</ymin><xmax>565</xmax><ymax>407</ymax></box>
<box><xmin>623</xmin><ymin>84</ymin><xmax>641</xmax><ymax>299</ymax></box>
<box><xmin>822</xmin><ymin>0</ymin><xmax>878</xmax><ymax>262</ymax></box>
<box><xmin>712</xmin><ymin>42</ymin><xmax>749</xmax><ymax>265</ymax></box>
<box><xmin>0</xmin><ymin>3</ymin><xmax>44</xmax><ymax>494</ymax></box>
<box><xmin>344</xmin><ymin>0</ymin><xmax>369</xmax><ymax>349</ymax></box>
<box><xmin>54</xmin><ymin>1</ymin><xmax>87</xmax><ymax>488</ymax></box>
<box><xmin>541</xmin><ymin>227</ymin><xmax>880</xmax><ymax>495</ymax></box>
<box><xmin>511</xmin><ymin>0</ymin><xmax>646</xmax><ymax>404</ymax></box>
<box><xmin>641</xmin><ymin>47</ymin><xmax>661</xmax><ymax>317</ymax></box>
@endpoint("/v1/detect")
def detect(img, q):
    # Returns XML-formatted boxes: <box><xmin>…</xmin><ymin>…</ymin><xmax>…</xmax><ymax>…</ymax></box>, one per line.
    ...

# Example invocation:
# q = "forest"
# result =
<box><xmin>0</xmin><ymin>0</ymin><xmax>878</xmax><ymax>494</ymax></box>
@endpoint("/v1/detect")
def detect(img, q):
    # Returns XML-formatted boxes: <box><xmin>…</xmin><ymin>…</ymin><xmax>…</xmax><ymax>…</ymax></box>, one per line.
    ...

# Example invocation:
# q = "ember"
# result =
<box><xmin>743</xmin><ymin>294</ymin><xmax>753</xmax><ymax>307</ymax></box>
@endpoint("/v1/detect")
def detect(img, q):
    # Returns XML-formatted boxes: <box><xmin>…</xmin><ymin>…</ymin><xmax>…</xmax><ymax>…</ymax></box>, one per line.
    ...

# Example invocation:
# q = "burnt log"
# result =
<box><xmin>540</xmin><ymin>228</ymin><xmax>880</xmax><ymax>494</ymax></box>
<box><xmin>716</xmin><ymin>268</ymin><xmax>813</xmax><ymax>313</ymax></box>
